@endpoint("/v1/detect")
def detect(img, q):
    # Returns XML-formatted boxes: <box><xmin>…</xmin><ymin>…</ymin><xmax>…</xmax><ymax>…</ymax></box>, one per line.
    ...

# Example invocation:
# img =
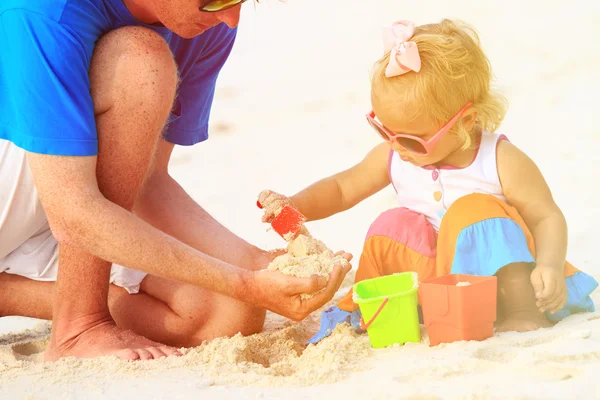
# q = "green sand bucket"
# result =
<box><xmin>354</xmin><ymin>272</ymin><xmax>421</xmax><ymax>348</ymax></box>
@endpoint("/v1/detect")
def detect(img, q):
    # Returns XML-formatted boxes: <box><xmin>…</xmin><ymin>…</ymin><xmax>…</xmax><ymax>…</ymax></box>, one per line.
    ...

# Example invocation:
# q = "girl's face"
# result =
<box><xmin>371</xmin><ymin>96</ymin><xmax>469</xmax><ymax>167</ymax></box>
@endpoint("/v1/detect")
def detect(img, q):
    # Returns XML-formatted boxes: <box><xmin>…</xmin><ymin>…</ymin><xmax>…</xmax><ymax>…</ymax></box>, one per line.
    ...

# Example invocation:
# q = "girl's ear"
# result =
<box><xmin>460</xmin><ymin>109</ymin><xmax>477</xmax><ymax>132</ymax></box>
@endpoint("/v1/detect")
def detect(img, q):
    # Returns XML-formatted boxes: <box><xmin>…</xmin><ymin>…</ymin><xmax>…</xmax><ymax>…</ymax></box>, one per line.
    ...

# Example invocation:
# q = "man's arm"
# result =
<box><xmin>133</xmin><ymin>139</ymin><xmax>269</xmax><ymax>271</ymax></box>
<box><xmin>27</xmin><ymin>152</ymin><xmax>347</xmax><ymax>320</ymax></box>
<box><xmin>27</xmin><ymin>152</ymin><xmax>251</xmax><ymax>299</ymax></box>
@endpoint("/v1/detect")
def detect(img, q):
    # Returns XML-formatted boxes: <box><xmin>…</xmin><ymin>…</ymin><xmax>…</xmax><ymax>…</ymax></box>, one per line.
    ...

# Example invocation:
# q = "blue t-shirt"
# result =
<box><xmin>0</xmin><ymin>0</ymin><xmax>237</xmax><ymax>156</ymax></box>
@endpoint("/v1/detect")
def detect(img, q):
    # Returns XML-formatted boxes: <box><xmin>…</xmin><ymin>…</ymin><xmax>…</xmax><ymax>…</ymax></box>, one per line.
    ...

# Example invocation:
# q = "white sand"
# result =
<box><xmin>2</xmin><ymin>0</ymin><xmax>600</xmax><ymax>398</ymax></box>
<box><xmin>267</xmin><ymin>234</ymin><xmax>350</xmax><ymax>299</ymax></box>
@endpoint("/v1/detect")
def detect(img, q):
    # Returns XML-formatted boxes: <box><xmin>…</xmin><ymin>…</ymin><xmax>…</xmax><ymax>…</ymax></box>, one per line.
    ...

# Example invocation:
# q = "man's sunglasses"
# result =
<box><xmin>201</xmin><ymin>0</ymin><xmax>248</xmax><ymax>12</ymax></box>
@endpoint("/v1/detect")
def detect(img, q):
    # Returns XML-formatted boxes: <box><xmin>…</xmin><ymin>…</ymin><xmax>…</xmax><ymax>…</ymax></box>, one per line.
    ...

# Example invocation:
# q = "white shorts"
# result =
<box><xmin>0</xmin><ymin>139</ymin><xmax>146</xmax><ymax>294</ymax></box>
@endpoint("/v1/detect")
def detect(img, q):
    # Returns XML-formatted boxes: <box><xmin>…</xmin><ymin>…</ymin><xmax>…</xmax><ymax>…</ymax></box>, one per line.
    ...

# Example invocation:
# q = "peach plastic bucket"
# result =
<box><xmin>419</xmin><ymin>274</ymin><xmax>497</xmax><ymax>346</ymax></box>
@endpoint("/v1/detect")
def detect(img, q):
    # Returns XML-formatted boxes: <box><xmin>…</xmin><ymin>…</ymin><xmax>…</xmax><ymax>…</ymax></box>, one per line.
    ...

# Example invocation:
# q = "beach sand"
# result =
<box><xmin>2</xmin><ymin>0</ymin><xmax>600</xmax><ymax>398</ymax></box>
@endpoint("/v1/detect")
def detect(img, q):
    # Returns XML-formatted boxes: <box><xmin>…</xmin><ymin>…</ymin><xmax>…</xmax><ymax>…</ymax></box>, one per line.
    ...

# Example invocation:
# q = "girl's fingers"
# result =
<box><xmin>539</xmin><ymin>276</ymin><xmax>556</xmax><ymax>302</ymax></box>
<box><xmin>258</xmin><ymin>189</ymin><xmax>273</xmax><ymax>206</ymax></box>
<box><xmin>548</xmin><ymin>292</ymin><xmax>567</xmax><ymax>314</ymax></box>
<box><xmin>530</xmin><ymin>270</ymin><xmax>545</xmax><ymax>300</ymax></box>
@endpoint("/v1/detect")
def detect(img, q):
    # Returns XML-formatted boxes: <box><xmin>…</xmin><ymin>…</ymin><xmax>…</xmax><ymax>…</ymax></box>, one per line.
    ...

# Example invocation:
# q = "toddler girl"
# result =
<box><xmin>258</xmin><ymin>19</ymin><xmax>597</xmax><ymax>344</ymax></box>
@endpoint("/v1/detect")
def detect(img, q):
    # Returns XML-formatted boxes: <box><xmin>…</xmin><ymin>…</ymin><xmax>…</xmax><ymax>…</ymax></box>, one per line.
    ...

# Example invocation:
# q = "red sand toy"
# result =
<box><xmin>419</xmin><ymin>274</ymin><xmax>497</xmax><ymax>346</ymax></box>
<box><xmin>257</xmin><ymin>201</ymin><xmax>307</xmax><ymax>241</ymax></box>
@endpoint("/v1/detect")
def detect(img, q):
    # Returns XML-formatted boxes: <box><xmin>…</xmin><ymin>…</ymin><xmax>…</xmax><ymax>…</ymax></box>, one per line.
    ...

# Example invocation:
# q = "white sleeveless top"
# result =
<box><xmin>389</xmin><ymin>132</ymin><xmax>507</xmax><ymax>231</ymax></box>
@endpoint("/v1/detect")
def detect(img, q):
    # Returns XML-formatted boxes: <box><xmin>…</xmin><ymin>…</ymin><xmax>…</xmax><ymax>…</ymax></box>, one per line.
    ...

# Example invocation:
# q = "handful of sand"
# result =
<box><xmin>267</xmin><ymin>234</ymin><xmax>349</xmax><ymax>299</ymax></box>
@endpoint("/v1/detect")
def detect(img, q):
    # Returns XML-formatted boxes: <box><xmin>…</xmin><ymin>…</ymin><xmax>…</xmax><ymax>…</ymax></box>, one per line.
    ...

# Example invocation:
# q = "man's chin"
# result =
<box><xmin>169</xmin><ymin>24</ymin><xmax>209</xmax><ymax>39</ymax></box>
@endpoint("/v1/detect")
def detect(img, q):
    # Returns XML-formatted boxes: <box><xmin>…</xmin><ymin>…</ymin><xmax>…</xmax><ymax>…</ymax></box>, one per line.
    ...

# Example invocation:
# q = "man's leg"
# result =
<box><xmin>45</xmin><ymin>26</ymin><xmax>181</xmax><ymax>361</ymax></box>
<box><xmin>0</xmin><ymin>138</ymin><xmax>56</xmax><ymax>319</ymax></box>
<box><xmin>0</xmin><ymin>272</ymin><xmax>266</xmax><ymax>349</ymax></box>
<box><xmin>107</xmin><ymin>277</ymin><xmax>263</xmax><ymax>347</ymax></box>
<box><xmin>0</xmin><ymin>274</ymin><xmax>53</xmax><ymax>319</ymax></box>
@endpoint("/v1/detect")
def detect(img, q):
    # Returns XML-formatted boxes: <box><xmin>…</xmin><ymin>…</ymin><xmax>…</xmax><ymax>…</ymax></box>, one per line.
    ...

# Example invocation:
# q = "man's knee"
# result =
<box><xmin>179</xmin><ymin>305</ymin><xmax>265</xmax><ymax>347</ymax></box>
<box><xmin>90</xmin><ymin>26</ymin><xmax>178</xmax><ymax>115</ymax></box>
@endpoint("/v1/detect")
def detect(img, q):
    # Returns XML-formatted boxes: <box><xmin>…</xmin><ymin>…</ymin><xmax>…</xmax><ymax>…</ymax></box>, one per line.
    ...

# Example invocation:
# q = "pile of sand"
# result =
<box><xmin>267</xmin><ymin>234</ymin><xmax>350</xmax><ymax>298</ymax></box>
<box><xmin>185</xmin><ymin>322</ymin><xmax>371</xmax><ymax>385</ymax></box>
<box><xmin>0</xmin><ymin>319</ymin><xmax>372</xmax><ymax>388</ymax></box>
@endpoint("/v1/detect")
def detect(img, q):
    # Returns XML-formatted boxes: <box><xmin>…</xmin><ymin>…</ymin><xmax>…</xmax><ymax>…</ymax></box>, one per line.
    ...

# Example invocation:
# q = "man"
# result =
<box><xmin>0</xmin><ymin>0</ymin><xmax>351</xmax><ymax>361</ymax></box>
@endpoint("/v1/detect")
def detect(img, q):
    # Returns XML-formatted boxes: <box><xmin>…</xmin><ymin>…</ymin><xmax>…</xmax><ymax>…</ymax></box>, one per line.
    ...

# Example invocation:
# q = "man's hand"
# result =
<box><xmin>530</xmin><ymin>264</ymin><xmax>567</xmax><ymax>314</ymax></box>
<box><xmin>256</xmin><ymin>248</ymin><xmax>287</xmax><ymax>268</ymax></box>
<box><xmin>250</xmin><ymin>252</ymin><xmax>352</xmax><ymax>321</ymax></box>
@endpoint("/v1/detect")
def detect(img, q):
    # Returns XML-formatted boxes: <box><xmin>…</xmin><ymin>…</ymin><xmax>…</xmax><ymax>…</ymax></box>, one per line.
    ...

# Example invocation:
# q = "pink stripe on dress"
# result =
<box><xmin>366</xmin><ymin>207</ymin><xmax>437</xmax><ymax>258</ymax></box>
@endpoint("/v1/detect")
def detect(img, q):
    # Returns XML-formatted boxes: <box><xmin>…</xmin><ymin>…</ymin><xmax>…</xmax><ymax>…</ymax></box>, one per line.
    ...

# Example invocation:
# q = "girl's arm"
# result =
<box><xmin>290</xmin><ymin>143</ymin><xmax>391</xmax><ymax>221</ymax></box>
<box><xmin>496</xmin><ymin>140</ymin><xmax>568</xmax><ymax>312</ymax></box>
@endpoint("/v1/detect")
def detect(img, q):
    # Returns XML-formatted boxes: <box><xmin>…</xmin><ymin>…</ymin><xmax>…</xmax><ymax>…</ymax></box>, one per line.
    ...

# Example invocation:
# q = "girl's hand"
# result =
<box><xmin>530</xmin><ymin>265</ymin><xmax>567</xmax><ymax>314</ymax></box>
<box><xmin>257</xmin><ymin>189</ymin><xmax>296</xmax><ymax>223</ymax></box>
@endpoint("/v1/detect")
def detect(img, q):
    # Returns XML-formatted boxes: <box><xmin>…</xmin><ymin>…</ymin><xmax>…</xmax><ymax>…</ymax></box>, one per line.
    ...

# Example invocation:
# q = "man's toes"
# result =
<box><xmin>146</xmin><ymin>347</ymin><xmax>167</xmax><ymax>359</ymax></box>
<box><xmin>136</xmin><ymin>348</ymin><xmax>154</xmax><ymax>360</ymax></box>
<box><xmin>161</xmin><ymin>346</ymin><xmax>182</xmax><ymax>357</ymax></box>
<box><xmin>116</xmin><ymin>348</ymin><xmax>141</xmax><ymax>361</ymax></box>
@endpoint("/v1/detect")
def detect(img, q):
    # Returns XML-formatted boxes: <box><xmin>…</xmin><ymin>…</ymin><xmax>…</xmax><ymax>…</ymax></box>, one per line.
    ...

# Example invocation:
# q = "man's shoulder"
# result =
<box><xmin>0</xmin><ymin>0</ymin><xmax>98</xmax><ymax>22</ymax></box>
<box><xmin>0</xmin><ymin>0</ymin><xmax>115</xmax><ymax>29</ymax></box>
<box><xmin>1</xmin><ymin>0</ymin><xmax>118</xmax><ymax>54</ymax></box>
<box><xmin>0</xmin><ymin>0</ymin><xmax>71</xmax><ymax>21</ymax></box>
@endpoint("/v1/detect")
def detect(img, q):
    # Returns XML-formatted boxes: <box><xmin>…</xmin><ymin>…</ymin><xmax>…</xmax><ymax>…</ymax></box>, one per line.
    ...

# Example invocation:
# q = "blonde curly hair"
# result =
<box><xmin>371</xmin><ymin>19</ymin><xmax>508</xmax><ymax>149</ymax></box>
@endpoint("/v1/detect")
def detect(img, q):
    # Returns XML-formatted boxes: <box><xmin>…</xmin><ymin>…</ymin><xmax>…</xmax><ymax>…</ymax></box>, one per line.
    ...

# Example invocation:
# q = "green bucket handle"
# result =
<box><xmin>359</xmin><ymin>297</ymin><xmax>389</xmax><ymax>330</ymax></box>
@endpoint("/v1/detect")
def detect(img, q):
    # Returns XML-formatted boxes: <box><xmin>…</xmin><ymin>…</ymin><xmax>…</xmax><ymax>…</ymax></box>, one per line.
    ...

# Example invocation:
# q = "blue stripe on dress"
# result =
<box><xmin>451</xmin><ymin>217</ymin><xmax>597</xmax><ymax>321</ymax></box>
<box><xmin>547</xmin><ymin>272</ymin><xmax>598</xmax><ymax>321</ymax></box>
<box><xmin>451</xmin><ymin>218</ymin><xmax>535</xmax><ymax>276</ymax></box>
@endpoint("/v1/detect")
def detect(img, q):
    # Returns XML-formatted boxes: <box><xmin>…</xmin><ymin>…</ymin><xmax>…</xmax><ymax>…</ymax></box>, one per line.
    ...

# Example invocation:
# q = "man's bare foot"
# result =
<box><xmin>496</xmin><ymin>311</ymin><xmax>553</xmax><ymax>333</ymax></box>
<box><xmin>44</xmin><ymin>320</ymin><xmax>181</xmax><ymax>362</ymax></box>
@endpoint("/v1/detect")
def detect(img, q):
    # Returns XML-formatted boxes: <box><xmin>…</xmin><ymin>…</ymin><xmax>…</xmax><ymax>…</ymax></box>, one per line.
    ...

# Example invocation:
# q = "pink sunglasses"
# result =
<box><xmin>366</xmin><ymin>102</ymin><xmax>472</xmax><ymax>156</ymax></box>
